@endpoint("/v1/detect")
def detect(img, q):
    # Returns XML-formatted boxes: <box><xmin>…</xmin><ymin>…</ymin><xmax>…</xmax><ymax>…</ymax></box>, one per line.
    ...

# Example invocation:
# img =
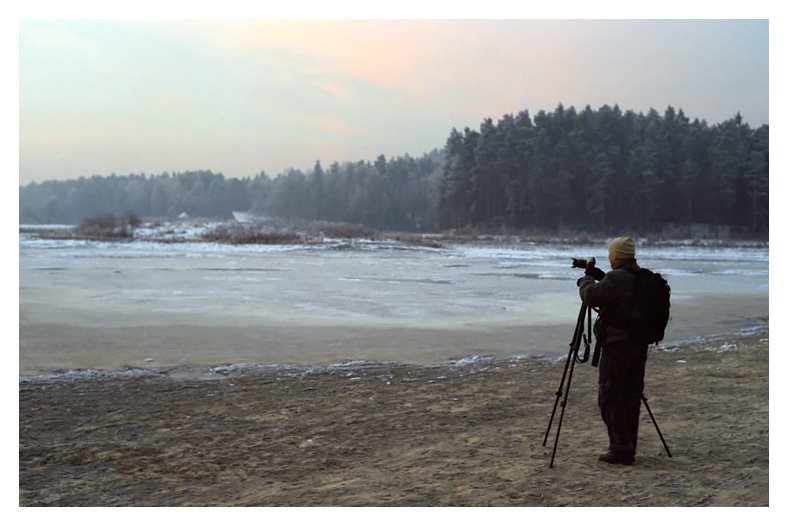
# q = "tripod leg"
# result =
<box><xmin>542</xmin><ymin>349</ymin><xmax>573</xmax><ymax>447</ymax></box>
<box><xmin>543</xmin><ymin>302</ymin><xmax>590</xmax><ymax>467</ymax></box>
<box><xmin>549</xmin><ymin>354</ymin><xmax>578</xmax><ymax>468</ymax></box>
<box><xmin>542</xmin><ymin>303</ymin><xmax>591</xmax><ymax>446</ymax></box>
<box><xmin>543</xmin><ymin>303</ymin><xmax>588</xmax><ymax>447</ymax></box>
<box><xmin>641</xmin><ymin>395</ymin><xmax>672</xmax><ymax>457</ymax></box>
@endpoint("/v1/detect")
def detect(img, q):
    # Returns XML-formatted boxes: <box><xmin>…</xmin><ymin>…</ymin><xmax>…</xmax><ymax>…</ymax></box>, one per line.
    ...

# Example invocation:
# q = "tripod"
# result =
<box><xmin>542</xmin><ymin>300</ymin><xmax>672</xmax><ymax>467</ymax></box>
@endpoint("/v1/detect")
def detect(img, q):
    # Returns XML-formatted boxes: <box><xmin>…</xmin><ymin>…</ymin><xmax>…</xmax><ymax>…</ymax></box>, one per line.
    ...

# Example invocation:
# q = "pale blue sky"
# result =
<box><xmin>18</xmin><ymin>18</ymin><xmax>769</xmax><ymax>185</ymax></box>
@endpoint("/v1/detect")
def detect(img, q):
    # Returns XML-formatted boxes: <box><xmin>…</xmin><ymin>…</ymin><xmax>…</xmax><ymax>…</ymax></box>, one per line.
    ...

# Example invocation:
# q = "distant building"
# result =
<box><xmin>232</xmin><ymin>211</ymin><xmax>270</xmax><ymax>223</ymax></box>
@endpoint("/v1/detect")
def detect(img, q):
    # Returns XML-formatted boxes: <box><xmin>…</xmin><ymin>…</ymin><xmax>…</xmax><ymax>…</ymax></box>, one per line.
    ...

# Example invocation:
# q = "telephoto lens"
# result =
<box><xmin>572</xmin><ymin>257</ymin><xmax>596</xmax><ymax>269</ymax></box>
<box><xmin>572</xmin><ymin>258</ymin><xmax>589</xmax><ymax>269</ymax></box>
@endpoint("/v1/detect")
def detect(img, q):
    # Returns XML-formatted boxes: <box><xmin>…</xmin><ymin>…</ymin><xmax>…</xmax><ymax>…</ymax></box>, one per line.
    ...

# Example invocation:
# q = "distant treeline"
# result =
<box><xmin>19</xmin><ymin>153</ymin><xmax>443</xmax><ymax>230</ymax></box>
<box><xmin>438</xmin><ymin>105</ymin><xmax>768</xmax><ymax>234</ymax></box>
<box><xmin>19</xmin><ymin>104</ymin><xmax>768</xmax><ymax>235</ymax></box>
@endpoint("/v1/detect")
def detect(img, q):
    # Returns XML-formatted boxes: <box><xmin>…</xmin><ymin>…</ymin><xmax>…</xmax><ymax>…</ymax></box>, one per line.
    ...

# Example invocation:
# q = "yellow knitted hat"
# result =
<box><xmin>608</xmin><ymin>237</ymin><xmax>636</xmax><ymax>259</ymax></box>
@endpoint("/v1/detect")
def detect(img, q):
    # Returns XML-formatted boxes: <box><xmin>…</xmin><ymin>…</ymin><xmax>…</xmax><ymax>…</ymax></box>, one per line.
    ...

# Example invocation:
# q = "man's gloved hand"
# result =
<box><xmin>585</xmin><ymin>266</ymin><xmax>606</xmax><ymax>281</ymax></box>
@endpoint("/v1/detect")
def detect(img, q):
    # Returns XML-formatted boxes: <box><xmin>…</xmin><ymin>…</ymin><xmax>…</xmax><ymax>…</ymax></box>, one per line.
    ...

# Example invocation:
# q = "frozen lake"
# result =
<box><xmin>19</xmin><ymin>235</ymin><xmax>769</xmax><ymax>375</ymax></box>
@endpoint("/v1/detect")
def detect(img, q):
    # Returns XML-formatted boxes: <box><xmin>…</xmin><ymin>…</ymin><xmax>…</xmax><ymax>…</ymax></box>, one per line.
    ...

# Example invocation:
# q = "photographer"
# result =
<box><xmin>576</xmin><ymin>237</ymin><xmax>647</xmax><ymax>465</ymax></box>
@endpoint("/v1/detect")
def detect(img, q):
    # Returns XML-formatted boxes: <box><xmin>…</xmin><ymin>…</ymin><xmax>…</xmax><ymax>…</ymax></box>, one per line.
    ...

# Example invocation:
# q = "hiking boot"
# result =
<box><xmin>598</xmin><ymin>450</ymin><xmax>634</xmax><ymax>465</ymax></box>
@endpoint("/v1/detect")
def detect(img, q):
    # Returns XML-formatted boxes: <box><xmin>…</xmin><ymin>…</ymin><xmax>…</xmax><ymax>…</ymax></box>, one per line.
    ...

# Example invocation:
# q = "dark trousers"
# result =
<box><xmin>597</xmin><ymin>341</ymin><xmax>648</xmax><ymax>455</ymax></box>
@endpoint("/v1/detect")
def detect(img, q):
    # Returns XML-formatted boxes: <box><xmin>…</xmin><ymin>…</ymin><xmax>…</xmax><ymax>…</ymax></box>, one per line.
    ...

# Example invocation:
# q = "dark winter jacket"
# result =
<box><xmin>577</xmin><ymin>259</ymin><xmax>641</xmax><ymax>345</ymax></box>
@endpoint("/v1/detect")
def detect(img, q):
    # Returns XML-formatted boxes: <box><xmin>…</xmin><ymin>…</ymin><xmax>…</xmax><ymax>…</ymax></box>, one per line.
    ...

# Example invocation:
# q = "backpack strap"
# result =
<box><xmin>601</xmin><ymin>266</ymin><xmax>639</xmax><ymax>332</ymax></box>
<box><xmin>623</xmin><ymin>266</ymin><xmax>639</xmax><ymax>312</ymax></box>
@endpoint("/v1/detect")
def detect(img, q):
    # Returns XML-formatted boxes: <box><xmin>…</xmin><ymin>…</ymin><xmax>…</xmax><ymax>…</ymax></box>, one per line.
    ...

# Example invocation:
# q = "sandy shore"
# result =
<box><xmin>19</xmin><ymin>331</ymin><xmax>768</xmax><ymax>507</ymax></box>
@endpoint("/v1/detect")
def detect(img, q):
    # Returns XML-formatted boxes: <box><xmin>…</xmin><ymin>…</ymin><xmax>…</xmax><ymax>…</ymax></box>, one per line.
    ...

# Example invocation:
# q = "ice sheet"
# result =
<box><xmin>19</xmin><ymin>234</ymin><xmax>769</xmax><ymax>374</ymax></box>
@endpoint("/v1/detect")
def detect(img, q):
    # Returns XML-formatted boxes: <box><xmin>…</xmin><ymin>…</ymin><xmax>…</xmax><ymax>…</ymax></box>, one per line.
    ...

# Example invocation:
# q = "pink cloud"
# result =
<box><xmin>305</xmin><ymin>114</ymin><xmax>363</xmax><ymax>136</ymax></box>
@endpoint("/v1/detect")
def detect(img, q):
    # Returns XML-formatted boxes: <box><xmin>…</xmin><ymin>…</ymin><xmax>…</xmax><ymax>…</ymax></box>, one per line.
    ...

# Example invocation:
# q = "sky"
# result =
<box><xmin>14</xmin><ymin>10</ymin><xmax>773</xmax><ymax>187</ymax></box>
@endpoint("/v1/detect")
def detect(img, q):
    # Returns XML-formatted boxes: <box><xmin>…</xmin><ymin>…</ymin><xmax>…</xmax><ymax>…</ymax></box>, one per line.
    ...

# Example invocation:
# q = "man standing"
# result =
<box><xmin>577</xmin><ymin>236</ymin><xmax>648</xmax><ymax>465</ymax></box>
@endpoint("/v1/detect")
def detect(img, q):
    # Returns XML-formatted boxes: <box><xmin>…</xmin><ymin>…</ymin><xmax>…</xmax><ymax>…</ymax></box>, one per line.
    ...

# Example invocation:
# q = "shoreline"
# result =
<box><xmin>18</xmin><ymin>322</ymin><xmax>768</xmax><ymax>382</ymax></box>
<box><xmin>20</xmin><ymin>329</ymin><xmax>769</xmax><ymax>506</ymax></box>
<box><xmin>20</xmin><ymin>221</ymin><xmax>769</xmax><ymax>249</ymax></box>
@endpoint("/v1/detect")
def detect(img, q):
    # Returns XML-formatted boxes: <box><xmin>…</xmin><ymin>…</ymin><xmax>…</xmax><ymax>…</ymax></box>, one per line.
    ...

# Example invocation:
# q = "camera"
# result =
<box><xmin>571</xmin><ymin>257</ymin><xmax>596</xmax><ymax>270</ymax></box>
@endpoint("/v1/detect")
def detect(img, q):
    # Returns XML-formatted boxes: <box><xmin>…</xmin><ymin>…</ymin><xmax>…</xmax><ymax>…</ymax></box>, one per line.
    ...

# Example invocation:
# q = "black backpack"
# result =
<box><xmin>608</xmin><ymin>267</ymin><xmax>671</xmax><ymax>346</ymax></box>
